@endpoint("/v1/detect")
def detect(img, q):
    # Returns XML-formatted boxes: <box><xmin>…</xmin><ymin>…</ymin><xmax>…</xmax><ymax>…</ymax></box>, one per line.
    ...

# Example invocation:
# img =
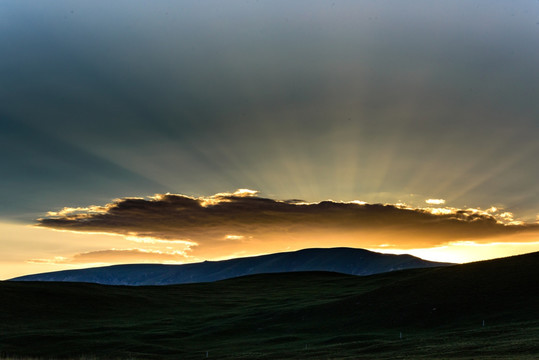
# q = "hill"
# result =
<box><xmin>1</xmin><ymin>251</ymin><xmax>538</xmax><ymax>359</ymax></box>
<box><xmin>9</xmin><ymin>247</ymin><xmax>449</xmax><ymax>285</ymax></box>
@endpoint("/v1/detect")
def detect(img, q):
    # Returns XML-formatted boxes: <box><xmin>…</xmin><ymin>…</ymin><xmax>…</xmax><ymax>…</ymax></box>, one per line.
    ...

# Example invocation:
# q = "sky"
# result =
<box><xmin>1</xmin><ymin>0</ymin><xmax>538</xmax><ymax>279</ymax></box>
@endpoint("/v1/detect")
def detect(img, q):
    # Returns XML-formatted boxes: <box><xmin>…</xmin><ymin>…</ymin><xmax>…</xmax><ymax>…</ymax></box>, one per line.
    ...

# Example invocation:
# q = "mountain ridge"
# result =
<box><xmin>10</xmin><ymin>247</ymin><xmax>451</xmax><ymax>285</ymax></box>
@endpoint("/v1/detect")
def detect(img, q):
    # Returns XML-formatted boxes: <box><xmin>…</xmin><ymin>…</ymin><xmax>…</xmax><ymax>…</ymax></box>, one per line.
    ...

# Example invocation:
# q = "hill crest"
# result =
<box><xmin>10</xmin><ymin>247</ymin><xmax>450</xmax><ymax>285</ymax></box>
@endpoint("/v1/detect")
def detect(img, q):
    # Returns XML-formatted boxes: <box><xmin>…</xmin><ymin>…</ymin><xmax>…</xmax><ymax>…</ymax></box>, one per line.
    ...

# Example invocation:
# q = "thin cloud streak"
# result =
<box><xmin>29</xmin><ymin>248</ymin><xmax>190</xmax><ymax>265</ymax></box>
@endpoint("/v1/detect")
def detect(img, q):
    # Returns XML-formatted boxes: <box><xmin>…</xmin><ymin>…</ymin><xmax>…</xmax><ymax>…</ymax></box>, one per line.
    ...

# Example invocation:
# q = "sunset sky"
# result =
<box><xmin>1</xmin><ymin>1</ymin><xmax>538</xmax><ymax>279</ymax></box>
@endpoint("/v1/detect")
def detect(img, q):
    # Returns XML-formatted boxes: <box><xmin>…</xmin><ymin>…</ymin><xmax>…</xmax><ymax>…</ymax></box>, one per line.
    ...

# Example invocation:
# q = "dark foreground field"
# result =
<box><xmin>1</xmin><ymin>252</ymin><xmax>539</xmax><ymax>359</ymax></box>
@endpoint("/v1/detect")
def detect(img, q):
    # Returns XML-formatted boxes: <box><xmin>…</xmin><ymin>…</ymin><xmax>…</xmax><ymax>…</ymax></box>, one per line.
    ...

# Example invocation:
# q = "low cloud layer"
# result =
<box><xmin>37</xmin><ymin>190</ymin><xmax>539</xmax><ymax>256</ymax></box>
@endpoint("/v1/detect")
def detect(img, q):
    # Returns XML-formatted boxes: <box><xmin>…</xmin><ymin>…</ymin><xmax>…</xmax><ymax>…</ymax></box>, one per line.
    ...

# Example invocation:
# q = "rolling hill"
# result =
<box><xmin>9</xmin><ymin>247</ymin><xmax>450</xmax><ymax>285</ymax></box>
<box><xmin>1</xmin><ymin>251</ymin><xmax>538</xmax><ymax>359</ymax></box>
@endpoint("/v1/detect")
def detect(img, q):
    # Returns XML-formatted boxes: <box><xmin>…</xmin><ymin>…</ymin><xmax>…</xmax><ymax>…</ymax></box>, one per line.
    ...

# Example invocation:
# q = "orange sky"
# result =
<box><xmin>2</xmin><ymin>190</ymin><xmax>538</xmax><ymax>280</ymax></box>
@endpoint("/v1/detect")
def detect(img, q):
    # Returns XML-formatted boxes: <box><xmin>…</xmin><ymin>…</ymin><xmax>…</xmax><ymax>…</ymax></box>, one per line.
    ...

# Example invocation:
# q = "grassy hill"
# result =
<box><xmin>10</xmin><ymin>247</ymin><xmax>450</xmax><ymax>285</ymax></box>
<box><xmin>1</xmin><ymin>251</ymin><xmax>539</xmax><ymax>359</ymax></box>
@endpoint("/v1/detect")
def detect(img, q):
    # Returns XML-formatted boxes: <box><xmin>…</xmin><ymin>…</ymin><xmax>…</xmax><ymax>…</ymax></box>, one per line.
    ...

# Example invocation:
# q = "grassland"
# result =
<box><xmin>1</xmin><ymin>251</ymin><xmax>538</xmax><ymax>359</ymax></box>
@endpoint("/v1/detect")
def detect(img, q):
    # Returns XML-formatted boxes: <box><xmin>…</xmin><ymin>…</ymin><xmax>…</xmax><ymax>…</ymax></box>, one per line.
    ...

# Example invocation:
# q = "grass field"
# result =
<box><xmin>1</xmin><ymin>251</ymin><xmax>538</xmax><ymax>359</ymax></box>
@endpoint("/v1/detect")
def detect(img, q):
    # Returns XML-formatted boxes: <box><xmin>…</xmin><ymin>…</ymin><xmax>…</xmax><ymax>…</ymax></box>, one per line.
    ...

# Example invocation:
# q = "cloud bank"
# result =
<box><xmin>37</xmin><ymin>190</ymin><xmax>539</xmax><ymax>258</ymax></box>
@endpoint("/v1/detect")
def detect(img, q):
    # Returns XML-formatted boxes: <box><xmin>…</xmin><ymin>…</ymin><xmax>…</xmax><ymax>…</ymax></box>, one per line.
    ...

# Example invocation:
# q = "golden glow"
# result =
<box><xmin>33</xmin><ymin>192</ymin><xmax>539</xmax><ymax>267</ymax></box>
<box><xmin>125</xmin><ymin>234</ymin><xmax>197</xmax><ymax>247</ymax></box>
<box><xmin>426</xmin><ymin>199</ymin><xmax>446</xmax><ymax>205</ymax></box>
<box><xmin>224</xmin><ymin>234</ymin><xmax>245</xmax><ymax>241</ymax></box>
<box><xmin>0</xmin><ymin>222</ymin><xmax>131</xmax><ymax>279</ymax></box>
<box><xmin>233</xmin><ymin>189</ymin><xmax>259</xmax><ymax>197</ymax></box>
<box><xmin>200</xmin><ymin>189</ymin><xmax>258</xmax><ymax>206</ymax></box>
<box><xmin>350</xmin><ymin>200</ymin><xmax>367</xmax><ymax>205</ymax></box>
<box><xmin>43</xmin><ymin>190</ymin><xmax>262</xmax><ymax>219</ymax></box>
<box><xmin>428</xmin><ymin>208</ymin><xmax>455</xmax><ymax>215</ymax></box>
<box><xmin>28</xmin><ymin>248</ymin><xmax>191</xmax><ymax>265</ymax></box>
<box><xmin>0</xmin><ymin>222</ymin><xmax>198</xmax><ymax>279</ymax></box>
<box><xmin>3</xmin><ymin>189</ymin><xmax>539</xmax><ymax>280</ymax></box>
<box><xmin>27</xmin><ymin>256</ymin><xmax>70</xmax><ymax>264</ymax></box>
<box><xmin>1</xmin><ymin>218</ymin><xmax>539</xmax><ymax>279</ymax></box>
<box><xmin>148</xmin><ymin>193</ymin><xmax>170</xmax><ymax>201</ymax></box>
<box><xmin>371</xmin><ymin>231</ymin><xmax>539</xmax><ymax>263</ymax></box>
<box><xmin>374</xmin><ymin>241</ymin><xmax>539</xmax><ymax>264</ymax></box>
<box><xmin>46</xmin><ymin>205</ymin><xmax>109</xmax><ymax>217</ymax></box>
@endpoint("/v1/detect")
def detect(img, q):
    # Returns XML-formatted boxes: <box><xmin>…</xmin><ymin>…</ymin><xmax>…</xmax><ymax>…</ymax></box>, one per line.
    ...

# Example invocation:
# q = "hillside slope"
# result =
<box><xmin>1</xmin><ymin>251</ymin><xmax>538</xmax><ymax>359</ymax></box>
<box><xmin>9</xmin><ymin>247</ymin><xmax>449</xmax><ymax>285</ymax></box>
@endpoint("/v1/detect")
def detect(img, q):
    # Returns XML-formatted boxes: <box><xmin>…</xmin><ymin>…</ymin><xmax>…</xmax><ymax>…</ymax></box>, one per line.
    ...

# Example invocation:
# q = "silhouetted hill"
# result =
<box><xmin>9</xmin><ymin>247</ymin><xmax>450</xmax><ymax>285</ymax></box>
<box><xmin>1</xmin><ymin>251</ymin><xmax>538</xmax><ymax>359</ymax></box>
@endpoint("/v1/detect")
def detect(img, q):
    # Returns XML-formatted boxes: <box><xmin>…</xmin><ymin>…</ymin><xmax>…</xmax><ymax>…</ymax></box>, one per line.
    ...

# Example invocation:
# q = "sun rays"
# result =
<box><xmin>1</xmin><ymin>1</ymin><xmax>538</xmax><ymax>279</ymax></box>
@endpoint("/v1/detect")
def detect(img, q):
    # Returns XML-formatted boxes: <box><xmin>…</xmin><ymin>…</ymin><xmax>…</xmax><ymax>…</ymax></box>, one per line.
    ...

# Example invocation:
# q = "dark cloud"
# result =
<box><xmin>37</xmin><ymin>191</ymin><xmax>539</xmax><ymax>250</ymax></box>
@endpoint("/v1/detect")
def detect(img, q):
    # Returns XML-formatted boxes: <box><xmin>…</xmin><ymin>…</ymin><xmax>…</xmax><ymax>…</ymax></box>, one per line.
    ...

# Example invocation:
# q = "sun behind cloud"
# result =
<box><xmin>33</xmin><ymin>190</ymin><xmax>539</xmax><ymax>265</ymax></box>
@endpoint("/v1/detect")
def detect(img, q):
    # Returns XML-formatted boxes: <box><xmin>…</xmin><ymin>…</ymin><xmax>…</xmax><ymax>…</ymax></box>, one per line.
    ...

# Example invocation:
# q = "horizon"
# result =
<box><xmin>10</xmin><ymin>245</ymin><xmax>454</xmax><ymax>281</ymax></box>
<box><xmin>3</xmin><ymin>206</ymin><xmax>539</xmax><ymax>280</ymax></box>
<box><xmin>1</xmin><ymin>0</ymin><xmax>538</xmax><ymax>280</ymax></box>
<box><xmin>17</xmin><ymin>245</ymin><xmax>538</xmax><ymax>283</ymax></box>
